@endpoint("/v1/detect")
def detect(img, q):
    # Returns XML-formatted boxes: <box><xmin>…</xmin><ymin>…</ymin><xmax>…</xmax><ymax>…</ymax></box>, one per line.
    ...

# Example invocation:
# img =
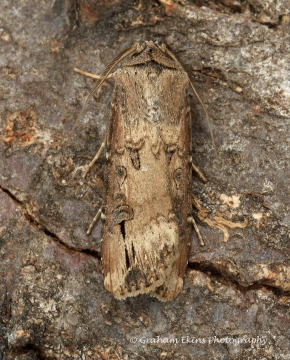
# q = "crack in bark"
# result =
<box><xmin>200</xmin><ymin>1</ymin><xmax>284</xmax><ymax>29</ymax></box>
<box><xmin>188</xmin><ymin>261</ymin><xmax>289</xmax><ymax>297</ymax></box>
<box><xmin>0</xmin><ymin>185</ymin><xmax>101</xmax><ymax>260</ymax></box>
<box><xmin>6</xmin><ymin>344</ymin><xmax>47</xmax><ymax>360</ymax></box>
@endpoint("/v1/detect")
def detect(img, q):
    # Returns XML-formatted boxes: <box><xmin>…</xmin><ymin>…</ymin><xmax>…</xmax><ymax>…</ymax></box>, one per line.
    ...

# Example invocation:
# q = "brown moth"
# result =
<box><xmin>81</xmin><ymin>41</ymin><xmax>205</xmax><ymax>301</ymax></box>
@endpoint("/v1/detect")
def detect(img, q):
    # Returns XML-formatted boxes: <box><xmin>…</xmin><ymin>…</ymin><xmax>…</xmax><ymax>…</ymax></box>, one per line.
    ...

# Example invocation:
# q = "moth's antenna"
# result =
<box><xmin>71</xmin><ymin>44</ymin><xmax>140</xmax><ymax>135</ymax></box>
<box><xmin>74</xmin><ymin>68</ymin><xmax>102</xmax><ymax>79</ymax></box>
<box><xmin>162</xmin><ymin>45</ymin><xmax>217</xmax><ymax>157</ymax></box>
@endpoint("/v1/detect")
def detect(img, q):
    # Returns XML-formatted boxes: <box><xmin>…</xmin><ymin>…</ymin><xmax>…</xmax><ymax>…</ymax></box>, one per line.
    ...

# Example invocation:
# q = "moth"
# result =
<box><xmin>80</xmin><ymin>41</ymin><xmax>208</xmax><ymax>301</ymax></box>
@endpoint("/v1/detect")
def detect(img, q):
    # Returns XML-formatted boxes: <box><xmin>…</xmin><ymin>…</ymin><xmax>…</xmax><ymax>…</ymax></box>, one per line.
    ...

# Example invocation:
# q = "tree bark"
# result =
<box><xmin>1</xmin><ymin>0</ymin><xmax>290</xmax><ymax>358</ymax></box>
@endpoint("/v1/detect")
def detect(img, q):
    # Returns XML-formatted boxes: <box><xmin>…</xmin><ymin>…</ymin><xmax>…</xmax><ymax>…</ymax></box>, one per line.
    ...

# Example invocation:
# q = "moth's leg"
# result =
<box><xmin>190</xmin><ymin>157</ymin><xmax>207</xmax><ymax>183</ymax></box>
<box><xmin>192</xmin><ymin>194</ymin><xmax>248</xmax><ymax>243</ymax></box>
<box><xmin>188</xmin><ymin>216</ymin><xmax>204</xmax><ymax>246</ymax></box>
<box><xmin>87</xmin><ymin>207</ymin><xmax>104</xmax><ymax>235</ymax></box>
<box><xmin>83</xmin><ymin>139</ymin><xmax>106</xmax><ymax>178</ymax></box>
<box><xmin>76</xmin><ymin>68</ymin><xmax>109</xmax><ymax>178</ymax></box>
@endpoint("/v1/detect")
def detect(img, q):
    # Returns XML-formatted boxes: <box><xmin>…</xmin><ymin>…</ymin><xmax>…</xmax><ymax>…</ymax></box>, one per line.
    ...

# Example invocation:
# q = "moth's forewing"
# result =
<box><xmin>102</xmin><ymin>44</ymin><xmax>192</xmax><ymax>301</ymax></box>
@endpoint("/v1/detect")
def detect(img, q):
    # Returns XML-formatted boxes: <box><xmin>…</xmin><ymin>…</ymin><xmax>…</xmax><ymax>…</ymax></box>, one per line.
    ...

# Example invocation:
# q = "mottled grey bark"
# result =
<box><xmin>0</xmin><ymin>0</ymin><xmax>289</xmax><ymax>359</ymax></box>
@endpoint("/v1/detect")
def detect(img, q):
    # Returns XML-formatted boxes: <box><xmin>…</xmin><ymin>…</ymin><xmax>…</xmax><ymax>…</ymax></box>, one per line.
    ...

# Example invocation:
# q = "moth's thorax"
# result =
<box><xmin>112</xmin><ymin>64</ymin><xmax>190</xmax><ymax>127</ymax></box>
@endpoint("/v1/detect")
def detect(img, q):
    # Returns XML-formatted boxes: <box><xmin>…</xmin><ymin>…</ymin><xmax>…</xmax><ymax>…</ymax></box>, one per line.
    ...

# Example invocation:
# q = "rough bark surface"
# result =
<box><xmin>0</xmin><ymin>0</ymin><xmax>289</xmax><ymax>359</ymax></box>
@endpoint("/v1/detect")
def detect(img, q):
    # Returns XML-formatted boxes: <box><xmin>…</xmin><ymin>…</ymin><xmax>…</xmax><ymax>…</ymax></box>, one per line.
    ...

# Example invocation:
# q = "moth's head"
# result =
<box><xmin>123</xmin><ymin>41</ymin><xmax>183</xmax><ymax>70</ymax></box>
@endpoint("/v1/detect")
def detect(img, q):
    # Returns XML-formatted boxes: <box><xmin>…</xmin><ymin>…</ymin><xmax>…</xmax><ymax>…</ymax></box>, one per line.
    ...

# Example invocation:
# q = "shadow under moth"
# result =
<box><xmin>76</xmin><ymin>41</ymin><xmax>245</xmax><ymax>301</ymax></box>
